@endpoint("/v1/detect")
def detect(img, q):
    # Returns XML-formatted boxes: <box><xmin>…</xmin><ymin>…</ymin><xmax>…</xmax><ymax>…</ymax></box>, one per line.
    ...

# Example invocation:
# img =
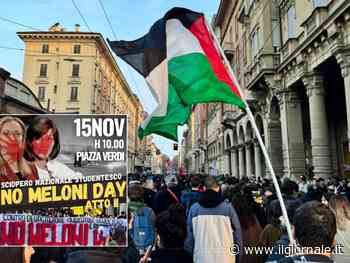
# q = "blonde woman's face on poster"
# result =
<box><xmin>0</xmin><ymin>121</ymin><xmax>24</xmax><ymax>163</ymax></box>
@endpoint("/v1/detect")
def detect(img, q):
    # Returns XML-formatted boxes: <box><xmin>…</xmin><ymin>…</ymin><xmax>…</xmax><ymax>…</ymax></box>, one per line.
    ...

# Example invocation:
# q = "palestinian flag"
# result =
<box><xmin>108</xmin><ymin>7</ymin><xmax>245</xmax><ymax>141</ymax></box>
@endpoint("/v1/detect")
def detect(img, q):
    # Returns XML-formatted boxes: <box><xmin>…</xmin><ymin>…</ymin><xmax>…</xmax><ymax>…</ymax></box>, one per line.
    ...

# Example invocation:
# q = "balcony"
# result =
<box><xmin>280</xmin><ymin>38</ymin><xmax>298</xmax><ymax>61</ymax></box>
<box><xmin>68</xmin><ymin>76</ymin><xmax>81</xmax><ymax>85</ymax></box>
<box><xmin>35</xmin><ymin>76</ymin><xmax>49</xmax><ymax>85</ymax></box>
<box><xmin>301</xmin><ymin>4</ymin><xmax>329</xmax><ymax>37</ymax></box>
<box><xmin>245</xmin><ymin>52</ymin><xmax>280</xmax><ymax>90</ymax></box>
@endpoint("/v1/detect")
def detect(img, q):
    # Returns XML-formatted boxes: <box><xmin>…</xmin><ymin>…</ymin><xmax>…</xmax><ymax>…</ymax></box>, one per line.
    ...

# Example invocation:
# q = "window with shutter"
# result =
<box><xmin>287</xmin><ymin>5</ymin><xmax>297</xmax><ymax>39</ymax></box>
<box><xmin>39</xmin><ymin>64</ymin><xmax>48</xmax><ymax>77</ymax></box>
<box><xmin>272</xmin><ymin>20</ymin><xmax>281</xmax><ymax>47</ymax></box>
<box><xmin>42</xmin><ymin>44</ymin><xmax>49</xmax><ymax>54</ymax></box>
<box><xmin>38</xmin><ymin>87</ymin><xmax>45</xmax><ymax>100</ymax></box>
<box><xmin>70</xmin><ymin>87</ymin><xmax>78</xmax><ymax>101</ymax></box>
<box><xmin>72</xmin><ymin>64</ymin><xmax>80</xmax><ymax>77</ymax></box>
<box><xmin>73</xmin><ymin>44</ymin><xmax>81</xmax><ymax>54</ymax></box>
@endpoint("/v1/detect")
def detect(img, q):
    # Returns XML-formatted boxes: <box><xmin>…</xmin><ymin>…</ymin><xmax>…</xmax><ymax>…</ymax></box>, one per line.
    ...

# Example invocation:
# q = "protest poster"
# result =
<box><xmin>0</xmin><ymin>214</ymin><xmax>127</xmax><ymax>246</ymax></box>
<box><xmin>0</xmin><ymin>114</ymin><xmax>128</xmax><ymax>247</ymax></box>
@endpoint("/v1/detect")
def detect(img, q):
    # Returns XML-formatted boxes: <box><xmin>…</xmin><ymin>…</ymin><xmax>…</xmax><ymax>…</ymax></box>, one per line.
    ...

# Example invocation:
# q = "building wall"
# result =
<box><xmin>21</xmin><ymin>38</ymin><xmax>96</xmax><ymax>113</ymax></box>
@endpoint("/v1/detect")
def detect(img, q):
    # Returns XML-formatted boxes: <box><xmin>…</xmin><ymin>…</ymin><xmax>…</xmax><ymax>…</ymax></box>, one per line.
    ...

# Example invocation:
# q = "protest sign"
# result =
<box><xmin>0</xmin><ymin>114</ymin><xmax>128</xmax><ymax>247</ymax></box>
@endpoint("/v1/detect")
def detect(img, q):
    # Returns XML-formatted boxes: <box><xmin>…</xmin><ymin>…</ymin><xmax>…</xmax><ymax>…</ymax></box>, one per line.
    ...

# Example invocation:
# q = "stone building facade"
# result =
<box><xmin>183</xmin><ymin>0</ymin><xmax>350</xmax><ymax>180</ymax></box>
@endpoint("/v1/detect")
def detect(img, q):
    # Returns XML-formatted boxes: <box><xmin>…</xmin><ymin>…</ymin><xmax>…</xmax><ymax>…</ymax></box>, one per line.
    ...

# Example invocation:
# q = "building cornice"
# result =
<box><xmin>278</xmin><ymin>0</ymin><xmax>350</xmax><ymax>73</ymax></box>
<box><xmin>214</xmin><ymin>0</ymin><xmax>230</xmax><ymax>27</ymax></box>
<box><xmin>17</xmin><ymin>31</ymin><xmax>102</xmax><ymax>40</ymax></box>
<box><xmin>17</xmin><ymin>30</ymin><xmax>141</xmax><ymax>108</ymax></box>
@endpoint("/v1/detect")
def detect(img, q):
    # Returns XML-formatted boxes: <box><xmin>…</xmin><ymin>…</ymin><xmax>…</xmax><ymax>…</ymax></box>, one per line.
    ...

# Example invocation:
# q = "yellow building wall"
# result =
<box><xmin>22</xmin><ymin>39</ymin><xmax>97</xmax><ymax>113</ymax></box>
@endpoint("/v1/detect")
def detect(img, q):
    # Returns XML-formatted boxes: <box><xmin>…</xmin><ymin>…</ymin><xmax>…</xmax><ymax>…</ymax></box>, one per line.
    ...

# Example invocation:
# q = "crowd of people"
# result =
<box><xmin>2</xmin><ymin>172</ymin><xmax>350</xmax><ymax>263</ymax></box>
<box><xmin>124</xmin><ymin>173</ymin><xmax>350</xmax><ymax>263</ymax></box>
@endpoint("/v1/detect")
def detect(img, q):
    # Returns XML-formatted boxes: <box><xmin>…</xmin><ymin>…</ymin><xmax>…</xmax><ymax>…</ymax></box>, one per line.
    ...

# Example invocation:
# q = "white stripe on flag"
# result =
<box><xmin>141</xmin><ymin>18</ymin><xmax>205</xmax><ymax>129</ymax></box>
<box><xmin>166</xmin><ymin>18</ymin><xmax>204</xmax><ymax>59</ymax></box>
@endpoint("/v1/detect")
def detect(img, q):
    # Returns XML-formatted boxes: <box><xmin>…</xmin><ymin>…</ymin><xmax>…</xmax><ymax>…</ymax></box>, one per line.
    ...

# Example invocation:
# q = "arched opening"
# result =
<box><xmin>246</xmin><ymin>121</ymin><xmax>255</xmax><ymax>177</ymax></box>
<box><xmin>255</xmin><ymin>114</ymin><xmax>266</xmax><ymax>177</ymax></box>
<box><xmin>268</xmin><ymin>96</ymin><xmax>284</xmax><ymax>177</ymax></box>
<box><xmin>239</xmin><ymin>125</ymin><xmax>246</xmax><ymax>178</ymax></box>
<box><xmin>256</xmin><ymin>114</ymin><xmax>265</xmax><ymax>143</ymax></box>
<box><xmin>226</xmin><ymin>133</ymin><xmax>232</xmax><ymax>175</ymax></box>
<box><xmin>239</xmin><ymin>125</ymin><xmax>245</xmax><ymax>144</ymax></box>
<box><xmin>246</xmin><ymin>121</ymin><xmax>253</xmax><ymax>141</ymax></box>
<box><xmin>232</xmin><ymin>130</ymin><xmax>239</xmax><ymax>177</ymax></box>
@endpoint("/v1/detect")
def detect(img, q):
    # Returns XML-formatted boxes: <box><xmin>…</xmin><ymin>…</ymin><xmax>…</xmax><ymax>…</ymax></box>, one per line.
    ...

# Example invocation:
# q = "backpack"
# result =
<box><xmin>131</xmin><ymin>207</ymin><xmax>155</xmax><ymax>249</ymax></box>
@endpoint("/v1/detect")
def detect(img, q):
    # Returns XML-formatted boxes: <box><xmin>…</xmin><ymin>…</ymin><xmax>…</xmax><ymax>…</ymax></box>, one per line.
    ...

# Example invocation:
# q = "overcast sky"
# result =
<box><xmin>0</xmin><ymin>0</ymin><xmax>220</xmax><ymax>158</ymax></box>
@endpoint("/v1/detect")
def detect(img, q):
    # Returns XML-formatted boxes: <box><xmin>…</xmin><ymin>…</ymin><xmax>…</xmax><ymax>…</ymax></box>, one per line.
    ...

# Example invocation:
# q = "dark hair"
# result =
<box><xmin>24</xmin><ymin>117</ymin><xmax>60</xmax><ymax>161</ymax></box>
<box><xmin>190</xmin><ymin>174</ymin><xmax>201</xmax><ymax>188</ymax></box>
<box><xmin>155</xmin><ymin>204</ymin><xmax>187</xmax><ymax>249</ymax></box>
<box><xmin>293</xmin><ymin>201</ymin><xmax>336</xmax><ymax>249</ymax></box>
<box><xmin>281</xmin><ymin>179</ymin><xmax>297</xmax><ymax>196</ymax></box>
<box><xmin>231</xmin><ymin>190</ymin><xmax>256</xmax><ymax>229</ymax></box>
<box><xmin>128</xmin><ymin>184</ymin><xmax>144</xmax><ymax>202</ymax></box>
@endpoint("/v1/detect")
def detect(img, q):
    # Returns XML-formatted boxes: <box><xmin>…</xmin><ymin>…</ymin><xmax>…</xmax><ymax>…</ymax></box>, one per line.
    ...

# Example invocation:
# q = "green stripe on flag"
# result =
<box><xmin>168</xmin><ymin>52</ymin><xmax>246</xmax><ymax>109</ymax></box>
<box><xmin>139</xmin><ymin>52</ymin><xmax>245</xmax><ymax>141</ymax></box>
<box><xmin>139</xmin><ymin>82</ymin><xmax>191</xmax><ymax>141</ymax></box>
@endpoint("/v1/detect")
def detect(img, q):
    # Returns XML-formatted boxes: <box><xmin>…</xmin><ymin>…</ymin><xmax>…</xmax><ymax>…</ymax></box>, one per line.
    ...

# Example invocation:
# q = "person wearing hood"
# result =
<box><xmin>153</xmin><ymin>175</ymin><xmax>181</xmax><ymax>214</ymax></box>
<box><xmin>184</xmin><ymin>176</ymin><xmax>242</xmax><ymax>263</ymax></box>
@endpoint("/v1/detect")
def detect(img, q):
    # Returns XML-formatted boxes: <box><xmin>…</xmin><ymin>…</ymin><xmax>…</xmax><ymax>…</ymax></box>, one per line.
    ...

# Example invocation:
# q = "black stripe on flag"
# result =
<box><xmin>108</xmin><ymin>7</ymin><xmax>203</xmax><ymax>77</ymax></box>
<box><xmin>164</xmin><ymin>7</ymin><xmax>202</xmax><ymax>29</ymax></box>
<box><xmin>108</xmin><ymin>18</ymin><xmax>166</xmax><ymax>77</ymax></box>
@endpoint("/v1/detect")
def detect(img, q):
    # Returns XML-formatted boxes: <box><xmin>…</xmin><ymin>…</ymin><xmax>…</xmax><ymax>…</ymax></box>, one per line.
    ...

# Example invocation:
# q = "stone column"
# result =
<box><xmin>337</xmin><ymin>52</ymin><xmax>350</xmax><ymax>151</ymax></box>
<box><xmin>254</xmin><ymin>142</ymin><xmax>262</xmax><ymax>178</ymax></box>
<box><xmin>238</xmin><ymin>146</ymin><xmax>245</xmax><ymax>178</ymax></box>
<box><xmin>246</xmin><ymin>143</ymin><xmax>252</xmax><ymax>177</ymax></box>
<box><xmin>303</xmin><ymin>73</ymin><xmax>332</xmax><ymax>179</ymax></box>
<box><xmin>278</xmin><ymin>87</ymin><xmax>306</xmax><ymax>179</ymax></box>
<box><xmin>231</xmin><ymin>148</ymin><xmax>239</xmax><ymax>177</ymax></box>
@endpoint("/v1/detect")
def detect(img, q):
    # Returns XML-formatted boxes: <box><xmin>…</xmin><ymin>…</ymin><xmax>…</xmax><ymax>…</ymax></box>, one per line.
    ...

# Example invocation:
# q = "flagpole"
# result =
<box><xmin>206</xmin><ymin>19</ymin><xmax>295</xmax><ymax>245</ymax></box>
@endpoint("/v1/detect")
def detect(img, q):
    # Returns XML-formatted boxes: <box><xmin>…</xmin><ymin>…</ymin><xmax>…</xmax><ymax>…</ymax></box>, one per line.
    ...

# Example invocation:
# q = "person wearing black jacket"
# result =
<box><xmin>153</xmin><ymin>176</ymin><xmax>181</xmax><ymax>214</ymax></box>
<box><xmin>146</xmin><ymin>204</ymin><xmax>192</xmax><ymax>263</ymax></box>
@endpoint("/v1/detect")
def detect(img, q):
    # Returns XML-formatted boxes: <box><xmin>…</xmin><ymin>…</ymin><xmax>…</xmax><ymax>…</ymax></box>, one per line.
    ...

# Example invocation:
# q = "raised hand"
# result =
<box><xmin>0</xmin><ymin>134</ymin><xmax>24</xmax><ymax>164</ymax></box>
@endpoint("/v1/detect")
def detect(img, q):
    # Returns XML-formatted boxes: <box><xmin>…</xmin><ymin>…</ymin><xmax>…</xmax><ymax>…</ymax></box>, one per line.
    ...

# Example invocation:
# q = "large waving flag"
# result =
<box><xmin>108</xmin><ymin>7</ymin><xmax>245</xmax><ymax>141</ymax></box>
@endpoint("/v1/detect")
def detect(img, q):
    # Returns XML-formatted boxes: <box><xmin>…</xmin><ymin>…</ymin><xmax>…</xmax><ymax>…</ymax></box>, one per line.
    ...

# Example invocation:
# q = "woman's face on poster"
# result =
<box><xmin>32</xmin><ymin>128</ymin><xmax>55</xmax><ymax>160</ymax></box>
<box><xmin>0</xmin><ymin>120</ymin><xmax>24</xmax><ymax>163</ymax></box>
